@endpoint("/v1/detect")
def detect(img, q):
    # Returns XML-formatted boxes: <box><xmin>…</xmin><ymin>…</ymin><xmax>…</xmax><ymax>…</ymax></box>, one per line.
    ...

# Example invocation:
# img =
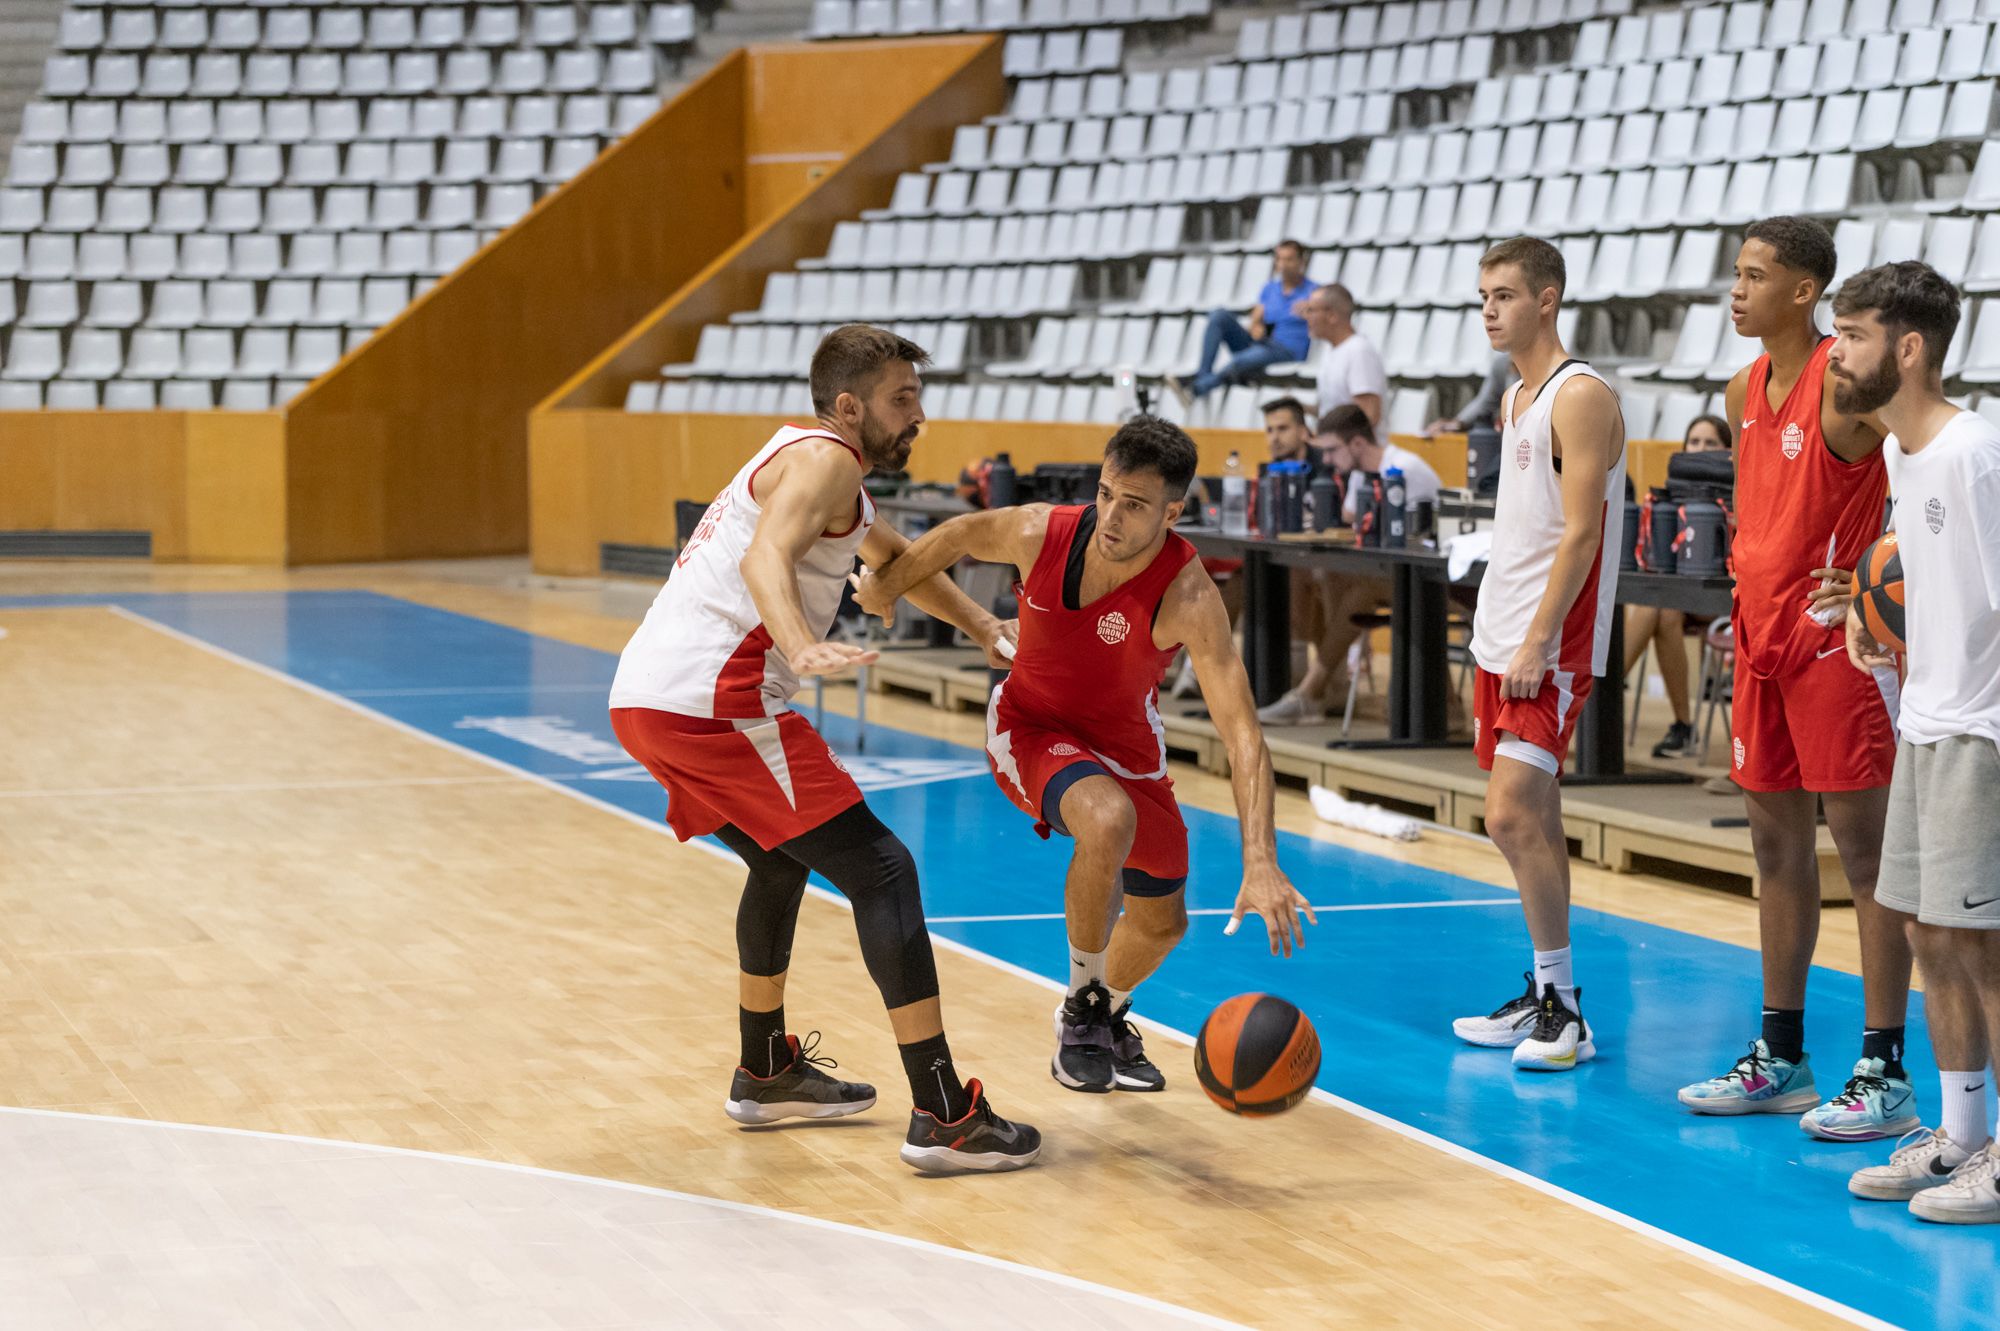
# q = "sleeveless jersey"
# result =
<box><xmin>1731</xmin><ymin>337</ymin><xmax>1889</xmax><ymax>679</ymax></box>
<box><xmin>609</xmin><ymin>425</ymin><xmax>873</xmax><ymax>719</ymax></box>
<box><xmin>992</xmin><ymin>505</ymin><xmax>1196</xmax><ymax>781</ymax></box>
<box><xmin>1470</xmin><ymin>360</ymin><xmax>1627</xmax><ymax>679</ymax></box>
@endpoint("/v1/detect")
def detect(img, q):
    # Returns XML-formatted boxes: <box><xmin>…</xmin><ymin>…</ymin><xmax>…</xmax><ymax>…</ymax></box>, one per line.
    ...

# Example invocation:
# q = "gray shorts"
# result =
<box><xmin>1877</xmin><ymin>735</ymin><xmax>2000</xmax><ymax>929</ymax></box>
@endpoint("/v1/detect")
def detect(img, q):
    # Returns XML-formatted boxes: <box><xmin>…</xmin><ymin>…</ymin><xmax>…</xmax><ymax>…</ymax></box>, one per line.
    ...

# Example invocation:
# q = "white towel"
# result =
<box><xmin>1309</xmin><ymin>785</ymin><xmax>1423</xmax><ymax>843</ymax></box>
<box><xmin>1446</xmin><ymin>529</ymin><xmax>1494</xmax><ymax>582</ymax></box>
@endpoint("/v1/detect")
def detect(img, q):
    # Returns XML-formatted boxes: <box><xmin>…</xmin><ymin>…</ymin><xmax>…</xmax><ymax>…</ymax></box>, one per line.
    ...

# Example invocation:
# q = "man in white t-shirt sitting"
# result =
<box><xmin>1257</xmin><ymin>405</ymin><xmax>1446</xmax><ymax>726</ymax></box>
<box><xmin>1306</xmin><ymin>285</ymin><xmax>1388</xmax><ymax>429</ymax></box>
<box><xmin>1835</xmin><ymin>260</ymin><xmax>2000</xmax><ymax>1225</ymax></box>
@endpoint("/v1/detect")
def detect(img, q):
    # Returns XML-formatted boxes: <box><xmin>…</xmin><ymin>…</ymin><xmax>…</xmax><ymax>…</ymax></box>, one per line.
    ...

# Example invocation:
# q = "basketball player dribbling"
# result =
<box><xmin>1453</xmin><ymin>237</ymin><xmax>1627</xmax><ymax>1074</ymax></box>
<box><xmin>608</xmin><ymin>325</ymin><xmax>1041</xmax><ymax>1173</ymax></box>
<box><xmin>1675</xmin><ymin>218</ymin><xmax>1919</xmax><ymax>1142</ymax></box>
<box><xmin>852</xmin><ymin>416</ymin><xmax>1316</xmax><ymax>1094</ymax></box>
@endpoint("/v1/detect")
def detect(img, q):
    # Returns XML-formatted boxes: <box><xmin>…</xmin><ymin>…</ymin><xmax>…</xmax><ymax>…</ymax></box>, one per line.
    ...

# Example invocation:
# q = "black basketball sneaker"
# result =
<box><xmin>724</xmin><ymin>1032</ymin><xmax>877</xmax><ymax>1125</ymax></box>
<box><xmin>901</xmin><ymin>1079</ymin><xmax>1043</xmax><ymax>1174</ymax></box>
<box><xmin>1051</xmin><ymin>980</ymin><xmax>1116</xmax><ymax>1092</ymax></box>
<box><xmin>1110</xmin><ymin>1001</ymin><xmax>1165</xmax><ymax>1092</ymax></box>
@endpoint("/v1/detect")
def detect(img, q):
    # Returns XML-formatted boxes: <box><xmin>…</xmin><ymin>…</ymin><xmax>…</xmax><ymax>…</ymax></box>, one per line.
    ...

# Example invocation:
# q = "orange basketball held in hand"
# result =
<box><xmin>1194</xmin><ymin>994</ymin><xmax>1321</xmax><ymax>1117</ymax></box>
<box><xmin>1853</xmin><ymin>533</ymin><xmax>1905</xmax><ymax>654</ymax></box>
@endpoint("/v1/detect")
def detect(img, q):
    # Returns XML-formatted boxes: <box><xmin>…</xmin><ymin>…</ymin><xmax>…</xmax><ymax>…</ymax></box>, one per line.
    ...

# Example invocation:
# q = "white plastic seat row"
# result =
<box><xmin>53</xmin><ymin>4</ymin><xmax>689</xmax><ymax>56</ymax></box>
<box><xmin>6</xmin><ymin>137</ymin><xmax>603</xmax><ymax>192</ymax></box>
<box><xmin>43</xmin><ymin>47</ymin><xmax>661</xmax><ymax>103</ymax></box>
<box><xmin>941</xmin><ymin>96</ymin><xmax>1392</xmax><ymax>176</ymax></box>
<box><xmin>811</xmin><ymin>0</ymin><xmax>1199</xmax><ymax>38</ymax></box>
<box><xmin>1571</xmin><ymin>0</ymin><xmax>1994</xmax><ymax>70</ymax></box>
<box><xmin>0</xmin><ymin>231</ymin><xmax>476</xmax><ymax>282</ymax></box>
<box><xmin>0</xmin><ymin>182</ymin><xmax>541</xmax><ymax>235</ymax></box>
<box><xmin>1237</xmin><ymin>0</ymin><xmax>1632</xmax><ymax>62</ymax></box>
<box><xmin>899</xmin><ymin>150</ymin><xmax>1288</xmax><ymax>218</ymax></box>
<box><xmin>0</xmin><ymin>326</ymin><xmax>358</xmax><ymax>383</ymax></box>
<box><xmin>818</xmin><ymin>207</ymin><xmax>1182</xmax><ymax>271</ymax></box>
<box><xmin>1002</xmin><ymin>57</ymin><xmax>1412</xmax><ymax>122</ymax></box>
<box><xmin>1001</xmin><ymin>29</ymin><xmax>1123</xmax><ymax>78</ymax></box>
<box><xmin>9</xmin><ymin>276</ymin><xmax>415</xmax><ymax>331</ymax></box>
<box><xmin>18</xmin><ymin>93</ymin><xmax>656</xmax><ymax>148</ymax></box>
<box><xmin>665</xmin><ymin>321</ymin><xmax>968</xmax><ymax>379</ymax></box>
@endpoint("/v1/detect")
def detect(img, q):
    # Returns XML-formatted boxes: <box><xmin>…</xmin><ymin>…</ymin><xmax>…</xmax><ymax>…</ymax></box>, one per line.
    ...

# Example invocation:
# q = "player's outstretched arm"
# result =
<box><xmin>1501</xmin><ymin>377</ymin><xmax>1623</xmax><ymax>700</ymax></box>
<box><xmin>854</xmin><ymin>504</ymin><xmax>1052</xmax><ymax>618</ymax></box>
<box><xmin>740</xmin><ymin>443</ymin><xmax>879</xmax><ymax>677</ymax></box>
<box><xmin>1160</xmin><ymin>564</ymin><xmax>1317</xmax><ymax>957</ymax></box>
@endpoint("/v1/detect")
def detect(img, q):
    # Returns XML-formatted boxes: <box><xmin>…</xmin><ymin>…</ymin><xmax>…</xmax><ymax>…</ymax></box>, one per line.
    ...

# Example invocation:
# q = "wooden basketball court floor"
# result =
<box><xmin>0</xmin><ymin>558</ymin><xmax>1989</xmax><ymax>1331</ymax></box>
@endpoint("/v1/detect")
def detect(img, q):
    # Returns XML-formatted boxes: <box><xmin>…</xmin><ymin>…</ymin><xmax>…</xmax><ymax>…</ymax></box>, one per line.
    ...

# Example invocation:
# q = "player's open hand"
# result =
<box><xmin>789</xmin><ymin>640</ymin><xmax>879</xmax><ymax>677</ymax></box>
<box><xmin>1808</xmin><ymin>566</ymin><xmax>1855</xmax><ymax>620</ymax></box>
<box><xmin>847</xmin><ymin>569</ymin><xmax>897</xmax><ymax>621</ymax></box>
<box><xmin>974</xmin><ymin>617</ymin><xmax>1019</xmax><ymax>669</ymax></box>
<box><xmin>1225</xmin><ymin>864</ymin><xmax>1318</xmax><ymax>957</ymax></box>
<box><xmin>1501</xmin><ymin>639</ymin><xmax>1550</xmax><ymax>699</ymax></box>
<box><xmin>1845</xmin><ymin>602</ymin><xmax>1894</xmax><ymax>674</ymax></box>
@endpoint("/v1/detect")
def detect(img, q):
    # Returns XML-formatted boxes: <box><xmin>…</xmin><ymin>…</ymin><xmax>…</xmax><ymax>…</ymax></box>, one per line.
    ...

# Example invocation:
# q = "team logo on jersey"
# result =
<box><xmin>676</xmin><ymin>493</ymin><xmax>731</xmax><ymax>567</ymax></box>
<box><xmin>1515</xmin><ymin>437</ymin><xmax>1532</xmax><ymax>469</ymax></box>
<box><xmin>1049</xmin><ymin>742</ymin><xmax>1082</xmax><ymax>757</ymax></box>
<box><xmin>1781</xmin><ymin>422</ymin><xmax>1805</xmax><ymax>460</ymax></box>
<box><xmin>1926</xmin><ymin>497</ymin><xmax>1946</xmax><ymax>533</ymax></box>
<box><xmin>1733</xmin><ymin>737</ymin><xmax>1746</xmax><ymax>769</ymax></box>
<box><xmin>824</xmin><ymin>742</ymin><xmax>850</xmax><ymax>774</ymax></box>
<box><xmin>1097</xmin><ymin>610</ymin><xmax>1130</xmax><ymax>645</ymax></box>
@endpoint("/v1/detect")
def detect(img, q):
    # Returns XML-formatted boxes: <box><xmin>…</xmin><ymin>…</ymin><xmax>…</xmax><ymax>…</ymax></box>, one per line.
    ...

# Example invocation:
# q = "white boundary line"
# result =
<box><xmin>0</xmin><ymin>775</ymin><xmax>517</xmax><ymax>800</ymax></box>
<box><xmin>105</xmin><ymin>603</ymin><xmax>1896</xmax><ymax>1331</ymax></box>
<box><xmin>926</xmin><ymin>899</ymin><xmax>1521</xmax><ymax>925</ymax></box>
<box><xmin>0</xmin><ymin>1106</ymin><xmax>1241</xmax><ymax>1329</ymax></box>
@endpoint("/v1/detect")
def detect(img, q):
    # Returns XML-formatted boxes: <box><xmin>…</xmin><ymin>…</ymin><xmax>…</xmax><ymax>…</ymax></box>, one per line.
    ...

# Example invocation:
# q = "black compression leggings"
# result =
<box><xmin>712</xmin><ymin>802</ymin><xmax>940</xmax><ymax>1010</ymax></box>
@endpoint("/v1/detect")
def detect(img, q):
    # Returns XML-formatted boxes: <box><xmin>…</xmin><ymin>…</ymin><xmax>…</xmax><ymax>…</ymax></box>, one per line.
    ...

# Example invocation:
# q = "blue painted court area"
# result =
<box><xmin>11</xmin><ymin>588</ymin><xmax>1995</xmax><ymax>1331</ymax></box>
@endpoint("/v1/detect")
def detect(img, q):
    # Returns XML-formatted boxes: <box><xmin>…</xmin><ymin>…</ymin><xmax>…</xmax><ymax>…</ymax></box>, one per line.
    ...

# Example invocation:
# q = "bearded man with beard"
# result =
<box><xmin>608</xmin><ymin>325</ymin><xmax>1043</xmax><ymax>1175</ymax></box>
<box><xmin>1675</xmin><ymin>219</ymin><xmax>1920</xmax><ymax>1146</ymax></box>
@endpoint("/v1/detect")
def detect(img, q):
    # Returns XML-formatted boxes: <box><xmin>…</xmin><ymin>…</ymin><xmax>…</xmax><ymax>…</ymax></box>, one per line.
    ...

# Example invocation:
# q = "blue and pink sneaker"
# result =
<box><xmin>1800</xmin><ymin>1057</ymin><xmax>1921</xmax><ymax>1142</ymax></box>
<box><xmin>1678</xmin><ymin>1039</ymin><xmax>1819</xmax><ymax>1115</ymax></box>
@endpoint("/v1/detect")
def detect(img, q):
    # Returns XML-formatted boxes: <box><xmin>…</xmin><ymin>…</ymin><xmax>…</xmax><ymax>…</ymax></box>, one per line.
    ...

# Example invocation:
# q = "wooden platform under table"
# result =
<box><xmin>857</xmin><ymin>649</ymin><xmax>1849</xmax><ymax>902</ymax></box>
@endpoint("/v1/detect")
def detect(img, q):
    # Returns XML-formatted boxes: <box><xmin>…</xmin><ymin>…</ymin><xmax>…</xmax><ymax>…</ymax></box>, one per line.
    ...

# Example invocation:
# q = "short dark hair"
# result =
<box><xmin>809</xmin><ymin>324</ymin><xmax>929</xmax><ymax>415</ymax></box>
<box><xmin>1316</xmin><ymin>404</ymin><xmax>1374</xmax><ymax>441</ymax></box>
<box><xmin>1260</xmin><ymin>396</ymin><xmax>1308</xmax><ymax>426</ymax></box>
<box><xmin>1744</xmin><ymin>216</ymin><xmax>1838</xmax><ymax>299</ymax></box>
<box><xmin>1479</xmin><ymin>236</ymin><xmax>1565</xmax><ymax>300</ymax></box>
<box><xmin>1103</xmin><ymin>414</ymin><xmax>1198</xmax><ymax>500</ymax></box>
<box><xmin>1831</xmin><ymin>261</ymin><xmax>1962</xmax><ymax>375</ymax></box>
<box><xmin>1275</xmin><ymin>238</ymin><xmax>1307</xmax><ymax>259</ymax></box>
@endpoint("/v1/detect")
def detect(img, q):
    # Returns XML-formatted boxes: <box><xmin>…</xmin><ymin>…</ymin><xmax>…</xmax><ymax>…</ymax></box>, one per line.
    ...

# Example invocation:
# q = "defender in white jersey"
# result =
<box><xmin>1453</xmin><ymin>238</ymin><xmax>1627</xmax><ymax>1074</ymax></box>
<box><xmin>1833</xmin><ymin>264</ymin><xmax>2000</xmax><ymax>1222</ymax></box>
<box><xmin>611</xmin><ymin>325</ymin><xmax>1041</xmax><ymax>1175</ymax></box>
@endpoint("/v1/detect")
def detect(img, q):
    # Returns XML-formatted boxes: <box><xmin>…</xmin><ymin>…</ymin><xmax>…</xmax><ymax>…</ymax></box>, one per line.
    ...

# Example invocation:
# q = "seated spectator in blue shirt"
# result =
<box><xmin>1167</xmin><ymin>240</ymin><xmax>1316</xmax><ymax>405</ymax></box>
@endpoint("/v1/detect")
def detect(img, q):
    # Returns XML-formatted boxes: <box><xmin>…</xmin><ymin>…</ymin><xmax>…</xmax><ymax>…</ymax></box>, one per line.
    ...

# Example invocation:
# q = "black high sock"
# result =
<box><xmin>740</xmin><ymin>1006</ymin><xmax>788</xmax><ymax>1077</ymax></box>
<box><xmin>899</xmin><ymin>1032</ymin><xmax>968</xmax><ymax>1121</ymax></box>
<box><xmin>1862</xmin><ymin>1025</ymin><xmax>1907</xmax><ymax>1078</ymax></box>
<box><xmin>1762</xmin><ymin>1008</ymin><xmax>1806</xmax><ymax>1065</ymax></box>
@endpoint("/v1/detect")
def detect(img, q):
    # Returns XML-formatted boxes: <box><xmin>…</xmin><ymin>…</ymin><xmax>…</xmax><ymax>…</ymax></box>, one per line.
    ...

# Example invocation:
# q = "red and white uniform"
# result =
<box><xmin>609</xmin><ymin>425</ymin><xmax>871</xmax><ymax>848</ymax></box>
<box><xmin>1469</xmin><ymin>361</ymin><xmax>1626</xmax><ymax>773</ymax></box>
<box><xmin>986</xmin><ymin>505</ymin><xmax>1195</xmax><ymax>884</ymax></box>
<box><xmin>1729</xmin><ymin>338</ymin><xmax>1896</xmax><ymax>792</ymax></box>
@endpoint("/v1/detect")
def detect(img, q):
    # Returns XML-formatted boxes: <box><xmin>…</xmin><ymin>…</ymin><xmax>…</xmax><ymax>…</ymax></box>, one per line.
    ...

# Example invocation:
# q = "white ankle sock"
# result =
<box><xmin>1533</xmin><ymin>947</ymin><xmax>1577</xmax><ymax>1013</ymax></box>
<box><xmin>1940</xmin><ymin>1069</ymin><xmax>1993</xmax><ymax>1148</ymax></box>
<box><xmin>1068</xmin><ymin>944</ymin><xmax>1107</xmax><ymax>997</ymax></box>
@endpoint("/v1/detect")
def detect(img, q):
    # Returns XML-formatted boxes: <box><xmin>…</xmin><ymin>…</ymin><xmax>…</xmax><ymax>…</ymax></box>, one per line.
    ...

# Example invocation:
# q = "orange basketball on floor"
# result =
<box><xmin>1194</xmin><ymin>993</ymin><xmax>1320</xmax><ymax>1116</ymax></box>
<box><xmin>1854</xmin><ymin>533</ymin><xmax>1905</xmax><ymax>654</ymax></box>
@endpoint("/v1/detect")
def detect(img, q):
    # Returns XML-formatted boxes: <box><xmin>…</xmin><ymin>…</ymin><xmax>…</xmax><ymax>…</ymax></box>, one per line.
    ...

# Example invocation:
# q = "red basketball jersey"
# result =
<box><xmin>999</xmin><ymin>504</ymin><xmax>1196</xmax><ymax>781</ymax></box>
<box><xmin>1731</xmin><ymin>337</ymin><xmax>1889</xmax><ymax>678</ymax></box>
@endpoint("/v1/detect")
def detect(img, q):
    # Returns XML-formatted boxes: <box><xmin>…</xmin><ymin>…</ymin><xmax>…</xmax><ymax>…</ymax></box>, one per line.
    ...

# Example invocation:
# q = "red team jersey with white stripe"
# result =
<box><xmin>1727</xmin><ymin>338</ymin><xmax>1897</xmax><ymax>792</ymax></box>
<box><xmin>985</xmin><ymin>505</ymin><xmax>1196</xmax><ymax>882</ymax></box>
<box><xmin>611</xmin><ymin>425</ymin><xmax>874</xmax><ymax>720</ymax></box>
<box><xmin>1731</xmin><ymin>338</ymin><xmax>1890</xmax><ymax>679</ymax></box>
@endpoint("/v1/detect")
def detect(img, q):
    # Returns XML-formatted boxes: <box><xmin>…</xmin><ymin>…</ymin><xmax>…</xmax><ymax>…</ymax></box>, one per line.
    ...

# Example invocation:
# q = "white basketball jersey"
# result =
<box><xmin>609</xmin><ymin>425</ymin><xmax>874</xmax><ymax>719</ymax></box>
<box><xmin>1470</xmin><ymin>360</ymin><xmax>1626</xmax><ymax>679</ymax></box>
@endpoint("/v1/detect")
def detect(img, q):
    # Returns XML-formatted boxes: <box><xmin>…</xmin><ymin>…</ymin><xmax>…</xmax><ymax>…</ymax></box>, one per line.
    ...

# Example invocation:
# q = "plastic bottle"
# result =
<box><xmin>987</xmin><ymin>452</ymin><xmax>1017</xmax><ymax>508</ymax></box>
<box><xmin>1383</xmin><ymin>467</ymin><xmax>1407</xmax><ymax>548</ymax></box>
<box><xmin>1221</xmin><ymin>450</ymin><xmax>1249</xmax><ymax>536</ymax></box>
<box><xmin>1309</xmin><ymin>474</ymin><xmax>1339</xmax><ymax>532</ymax></box>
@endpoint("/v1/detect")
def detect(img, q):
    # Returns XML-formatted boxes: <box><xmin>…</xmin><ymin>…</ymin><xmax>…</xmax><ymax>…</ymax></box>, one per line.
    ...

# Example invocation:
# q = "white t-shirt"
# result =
<box><xmin>1882</xmin><ymin>409</ymin><xmax>2000</xmax><ymax>745</ymax></box>
<box><xmin>1343</xmin><ymin>443</ymin><xmax>1444</xmax><ymax>521</ymax></box>
<box><xmin>1315</xmin><ymin>331</ymin><xmax>1388</xmax><ymax>423</ymax></box>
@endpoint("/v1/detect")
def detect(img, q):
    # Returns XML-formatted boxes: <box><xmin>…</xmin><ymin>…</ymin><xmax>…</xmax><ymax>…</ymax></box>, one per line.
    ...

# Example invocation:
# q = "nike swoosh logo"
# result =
<box><xmin>1964</xmin><ymin>1083</ymin><xmax>1988</xmax><ymax>1094</ymax></box>
<box><xmin>1742</xmin><ymin>419</ymin><xmax>1757</xmax><ymax>428</ymax></box>
<box><xmin>1964</xmin><ymin>895</ymin><xmax>2000</xmax><ymax>910</ymax></box>
<box><xmin>1817</xmin><ymin>646</ymin><xmax>1845</xmax><ymax>659</ymax></box>
<box><xmin>1025</xmin><ymin>596</ymin><xmax>1049</xmax><ymax>612</ymax></box>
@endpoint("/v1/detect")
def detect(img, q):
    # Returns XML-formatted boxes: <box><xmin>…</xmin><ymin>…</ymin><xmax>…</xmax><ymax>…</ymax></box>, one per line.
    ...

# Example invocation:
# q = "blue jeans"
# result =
<box><xmin>1189</xmin><ymin>308</ymin><xmax>1297</xmax><ymax>398</ymax></box>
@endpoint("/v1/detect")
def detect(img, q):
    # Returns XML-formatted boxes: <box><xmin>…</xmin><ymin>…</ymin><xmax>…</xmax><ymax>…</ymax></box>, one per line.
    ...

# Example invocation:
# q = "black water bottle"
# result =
<box><xmin>1467</xmin><ymin>423</ymin><xmax>1501</xmax><ymax>497</ymax></box>
<box><xmin>1620</xmin><ymin>499</ymin><xmax>1641</xmax><ymax>572</ymax></box>
<box><xmin>987</xmin><ymin>452</ymin><xmax>1017</xmax><ymax>509</ymax></box>
<box><xmin>1309</xmin><ymin>475</ymin><xmax>1339</xmax><ymax>532</ymax></box>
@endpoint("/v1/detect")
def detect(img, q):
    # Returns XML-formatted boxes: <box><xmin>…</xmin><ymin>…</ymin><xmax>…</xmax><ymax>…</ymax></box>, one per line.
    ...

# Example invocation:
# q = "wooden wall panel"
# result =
<box><xmin>185</xmin><ymin>413</ymin><xmax>288</xmax><ymax>563</ymax></box>
<box><xmin>279</xmin><ymin>55</ymin><xmax>752</xmax><ymax>564</ymax></box>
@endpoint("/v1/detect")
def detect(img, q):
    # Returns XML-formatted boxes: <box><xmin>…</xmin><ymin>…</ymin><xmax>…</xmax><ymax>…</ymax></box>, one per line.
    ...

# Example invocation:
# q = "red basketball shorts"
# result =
<box><xmin>984</xmin><ymin>706</ymin><xmax>1188</xmax><ymax>886</ymax></box>
<box><xmin>1729</xmin><ymin>649</ymin><xmax>1898</xmax><ymax>793</ymax></box>
<box><xmin>610</xmin><ymin>707</ymin><xmax>863</xmax><ymax>850</ymax></box>
<box><xmin>1473</xmin><ymin>667</ymin><xmax>1595</xmax><ymax>776</ymax></box>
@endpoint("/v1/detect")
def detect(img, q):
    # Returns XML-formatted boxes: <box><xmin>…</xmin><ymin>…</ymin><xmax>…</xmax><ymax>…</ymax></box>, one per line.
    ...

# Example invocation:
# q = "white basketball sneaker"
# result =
<box><xmin>1512</xmin><ymin>984</ymin><xmax>1595</xmax><ymax>1072</ymax></box>
<box><xmin>1452</xmin><ymin>972</ymin><xmax>1541</xmax><ymax>1048</ymax></box>
<box><xmin>1848</xmin><ymin>1128</ymin><xmax>1982</xmax><ymax>1201</ymax></box>
<box><xmin>1910</xmin><ymin>1142</ymin><xmax>2000</xmax><ymax>1224</ymax></box>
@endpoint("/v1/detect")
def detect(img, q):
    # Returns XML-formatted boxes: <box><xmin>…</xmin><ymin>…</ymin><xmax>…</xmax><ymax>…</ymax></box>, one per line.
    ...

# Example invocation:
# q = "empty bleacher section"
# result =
<box><xmin>0</xmin><ymin>0</ymin><xmax>700</xmax><ymax>409</ymax></box>
<box><xmin>624</xmin><ymin>0</ymin><xmax>2000</xmax><ymax>440</ymax></box>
